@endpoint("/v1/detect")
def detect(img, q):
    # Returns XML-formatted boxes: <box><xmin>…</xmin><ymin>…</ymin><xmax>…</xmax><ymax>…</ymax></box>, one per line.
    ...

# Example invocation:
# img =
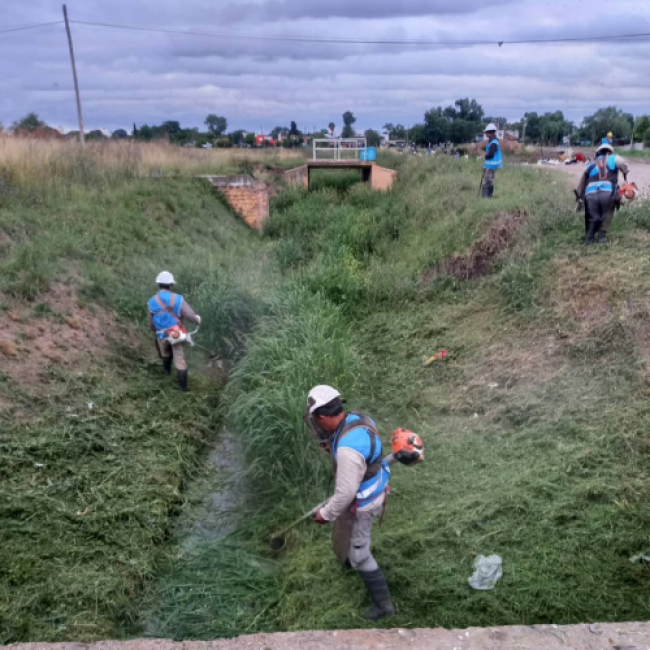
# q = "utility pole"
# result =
<box><xmin>62</xmin><ymin>5</ymin><xmax>85</xmax><ymax>146</ymax></box>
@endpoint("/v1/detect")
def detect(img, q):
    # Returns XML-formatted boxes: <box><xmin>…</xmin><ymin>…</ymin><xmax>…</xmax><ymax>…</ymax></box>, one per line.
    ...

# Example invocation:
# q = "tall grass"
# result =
<box><xmin>0</xmin><ymin>141</ymin><xmax>277</xmax><ymax>643</ymax></box>
<box><xmin>5</xmin><ymin>139</ymin><xmax>650</xmax><ymax>641</ymax></box>
<box><xmin>0</xmin><ymin>137</ymin><xmax>305</xmax><ymax>189</ymax></box>
<box><xmin>152</xmin><ymin>150</ymin><xmax>650</xmax><ymax>637</ymax></box>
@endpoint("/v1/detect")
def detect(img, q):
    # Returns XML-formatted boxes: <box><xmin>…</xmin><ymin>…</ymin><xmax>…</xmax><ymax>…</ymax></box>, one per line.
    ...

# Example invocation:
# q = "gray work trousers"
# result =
<box><xmin>586</xmin><ymin>190</ymin><xmax>615</xmax><ymax>233</ymax></box>
<box><xmin>349</xmin><ymin>497</ymin><xmax>384</xmax><ymax>572</ymax></box>
<box><xmin>482</xmin><ymin>168</ymin><xmax>496</xmax><ymax>189</ymax></box>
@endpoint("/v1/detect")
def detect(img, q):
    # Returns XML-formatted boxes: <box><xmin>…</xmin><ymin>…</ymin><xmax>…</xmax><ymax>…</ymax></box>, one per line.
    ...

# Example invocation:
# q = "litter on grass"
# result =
<box><xmin>629</xmin><ymin>552</ymin><xmax>650</xmax><ymax>564</ymax></box>
<box><xmin>468</xmin><ymin>554</ymin><xmax>503</xmax><ymax>590</ymax></box>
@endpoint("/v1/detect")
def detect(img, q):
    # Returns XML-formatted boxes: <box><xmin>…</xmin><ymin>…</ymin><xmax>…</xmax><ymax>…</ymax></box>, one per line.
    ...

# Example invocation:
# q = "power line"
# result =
<box><xmin>0</xmin><ymin>21</ymin><xmax>63</xmax><ymax>35</ymax></box>
<box><xmin>69</xmin><ymin>19</ymin><xmax>650</xmax><ymax>47</ymax></box>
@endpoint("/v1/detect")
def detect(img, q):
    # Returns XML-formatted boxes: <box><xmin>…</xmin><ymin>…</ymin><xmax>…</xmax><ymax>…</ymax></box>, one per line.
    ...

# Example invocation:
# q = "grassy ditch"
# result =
<box><xmin>150</xmin><ymin>155</ymin><xmax>650</xmax><ymax>636</ymax></box>
<box><xmin>0</xmin><ymin>147</ymin><xmax>274</xmax><ymax>643</ymax></box>
<box><xmin>4</xmin><ymin>145</ymin><xmax>650</xmax><ymax>641</ymax></box>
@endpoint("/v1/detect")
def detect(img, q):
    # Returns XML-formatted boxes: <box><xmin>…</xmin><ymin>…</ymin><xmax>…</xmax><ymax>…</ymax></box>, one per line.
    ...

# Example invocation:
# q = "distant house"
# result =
<box><xmin>256</xmin><ymin>134</ymin><xmax>277</xmax><ymax>146</ymax></box>
<box><xmin>482</xmin><ymin>129</ymin><xmax>519</xmax><ymax>142</ymax></box>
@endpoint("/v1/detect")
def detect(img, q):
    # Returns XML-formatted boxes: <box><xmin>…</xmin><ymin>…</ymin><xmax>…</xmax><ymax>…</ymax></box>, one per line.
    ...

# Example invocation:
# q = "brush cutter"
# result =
<box><xmin>478</xmin><ymin>168</ymin><xmax>486</xmax><ymax>197</ymax></box>
<box><xmin>269</xmin><ymin>429</ymin><xmax>424</xmax><ymax>552</ymax></box>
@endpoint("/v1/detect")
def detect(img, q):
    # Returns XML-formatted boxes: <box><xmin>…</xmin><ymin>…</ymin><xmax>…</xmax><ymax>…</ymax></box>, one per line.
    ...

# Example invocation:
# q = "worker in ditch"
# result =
<box><xmin>481</xmin><ymin>123</ymin><xmax>502</xmax><ymax>198</ymax></box>
<box><xmin>147</xmin><ymin>271</ymin><xmax>201</xmax><ymax>392</ymax></box>
<box><xmin>305</xmin><ymin>385</ymin><xmax>394</xmax><ymax>620</ymax></box>
<box><xmin>576</xmin><ymin>139</ymin><xmax>629</xmax><ymax>244</ymax></box>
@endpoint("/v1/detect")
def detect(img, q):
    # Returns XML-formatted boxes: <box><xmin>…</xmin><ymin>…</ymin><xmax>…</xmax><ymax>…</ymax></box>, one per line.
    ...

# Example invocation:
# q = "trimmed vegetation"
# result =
<box><xmin>3</xmin><ymin>143</ymin><xmax>650</xmax><ymax>643</ymax></box>
<box><xmin>150</xmin><ymin>157</ymin><xmax>650</xmax><ymax>635</ymax></box>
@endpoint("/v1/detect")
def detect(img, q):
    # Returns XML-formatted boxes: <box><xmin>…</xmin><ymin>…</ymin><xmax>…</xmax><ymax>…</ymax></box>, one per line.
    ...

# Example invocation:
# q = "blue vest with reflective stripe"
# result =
<box><xmin>484</xmin><ymin>138</ymin><xmax>503</xmax><ymax>170</ymax></box>
<box><xmin>332</xmin><ymin>413</ymin><xmax>390</xmax><ymax>507</ymax></box>
<box><xmin>585</xmin><ymin>155</ymin><xmax>617</xmax><ymax>194</ymax></box>
<box><xmin>148</xmin><ymin>290</ymin><xmax>183</xmax><ymax>338</ymax></box>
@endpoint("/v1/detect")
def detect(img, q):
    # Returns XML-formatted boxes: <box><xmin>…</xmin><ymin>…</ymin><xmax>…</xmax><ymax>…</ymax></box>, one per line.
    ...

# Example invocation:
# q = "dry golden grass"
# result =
<box><xmin>0</xmin><ymin>136</ymin><xmax>305</xmax><ymax>183</ymax></box>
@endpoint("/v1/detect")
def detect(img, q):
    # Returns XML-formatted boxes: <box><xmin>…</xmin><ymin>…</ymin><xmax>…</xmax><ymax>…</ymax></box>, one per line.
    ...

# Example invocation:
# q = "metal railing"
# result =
<box><xmin>312</xmin><ymin>138</ymin><xmax>367</xmax><ymax>161</ymax></box>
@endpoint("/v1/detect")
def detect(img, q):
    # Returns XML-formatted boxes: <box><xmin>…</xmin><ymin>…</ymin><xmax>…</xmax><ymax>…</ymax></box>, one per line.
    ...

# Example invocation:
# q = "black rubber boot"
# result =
<box><xmin>489</xmin><ymin>185</ymin><xmax>495</xmax><ymax>198</ymax></box>
<box><xmin>598</xmin><ymin>230</ymin><xmax>608</xmax><ymax>244</ymax></box>
<box><xmin>359</xmin><ymin>568</ymin><xmax>395</xmax><ymax>620</ymax></box>
<box><xmin>163</xmin><ymin>357</ymin><xmax>173</xmax><ymax>376</ymax></box>
<box><xmin>177</xmin><ymin>370</ymin><xmax>188</xmax><ymax>392</ymax></box>
<box><xmin>481</xmin><ymin>186</ymin><xmax>490</xmax><ymax>199</ymax></box>
<box><xmin>585</xmin><ymin>224</ymin><xmax>596</xmax><ymax>244</ymax></box>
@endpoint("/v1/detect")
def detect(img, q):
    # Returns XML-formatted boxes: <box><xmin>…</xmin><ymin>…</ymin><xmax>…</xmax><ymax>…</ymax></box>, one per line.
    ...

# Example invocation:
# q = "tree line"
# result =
<box><xmin>5</xmin><ymin>103</ymin><xmax>650</xmax><ymax>148</ymax></box>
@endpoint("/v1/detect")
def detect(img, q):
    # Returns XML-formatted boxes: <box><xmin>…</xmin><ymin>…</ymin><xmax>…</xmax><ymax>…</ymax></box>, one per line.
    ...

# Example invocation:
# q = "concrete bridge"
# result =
<box><xmin>284</xmin><ymin>160</ymin><xmax>398</xmax><ymax>191</ymax></box>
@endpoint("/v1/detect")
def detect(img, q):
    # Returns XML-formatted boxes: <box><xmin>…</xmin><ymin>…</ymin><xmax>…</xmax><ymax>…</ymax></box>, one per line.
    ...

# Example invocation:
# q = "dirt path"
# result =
<box><xmin>7</xmin><ymin>622</ymin><xmax>650</xmax><ymax>650</ymax></box>
<box><xmin>547</xmin><ymin>159</ymin><xmax>650</xmax><ymax>199</ymax></box>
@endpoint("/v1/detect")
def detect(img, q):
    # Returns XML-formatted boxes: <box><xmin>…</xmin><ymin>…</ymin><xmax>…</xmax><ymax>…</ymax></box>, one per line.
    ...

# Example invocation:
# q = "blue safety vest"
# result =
<box><xmin>484</xmin><ymin>138</ymin><xmax>503</xmax><ymax>170</ymax></box>
<box><xmin>148</xmin><ymin>290</ymin><xmax>183</xmax><ymax>339</ymax></box>
<box><xmin>585</xmin><ymin>155</ymin><xmax>618</xmax><ymax>195</ymax></box>
<box><xmin>331</xmin><ymin>413</ymin><xmax>390</xmax><ymax>507</ymax></box>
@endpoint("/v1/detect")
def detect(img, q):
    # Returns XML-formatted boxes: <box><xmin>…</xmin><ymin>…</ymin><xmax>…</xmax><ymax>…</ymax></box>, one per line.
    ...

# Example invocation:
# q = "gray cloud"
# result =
<box><xmin>0</xmin><ymin>0</ymin><xmax>648</xmax><ymax>133</ymax></box>
<box><xmin>218</xmin><ymin>0</ymin><xmax>515</xmax><ymax>22</ymax></box>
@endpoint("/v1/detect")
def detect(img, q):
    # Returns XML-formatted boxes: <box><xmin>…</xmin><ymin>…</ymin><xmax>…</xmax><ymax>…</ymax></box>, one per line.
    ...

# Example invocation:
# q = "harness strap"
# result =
<box><xmin>154</xmin><ymin>293</ymin><xmax>182</xmax><ymax>327</ymax></box>
<box><xmin>596</xmin><ymin>157</ymin><xmax>608</xmax><ymax>181</ymax></box>
<box><xmin>333</xmin><ymin>412</ymin><xmax>384</xmax><ymax>482</ymax></box>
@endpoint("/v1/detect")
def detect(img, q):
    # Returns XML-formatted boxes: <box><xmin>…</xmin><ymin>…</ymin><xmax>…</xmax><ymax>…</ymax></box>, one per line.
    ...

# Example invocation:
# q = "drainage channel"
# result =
<box><xmin>143</xmin><ymin>427</ymin><xmax>246</xmax><ymax>637</ymax></box>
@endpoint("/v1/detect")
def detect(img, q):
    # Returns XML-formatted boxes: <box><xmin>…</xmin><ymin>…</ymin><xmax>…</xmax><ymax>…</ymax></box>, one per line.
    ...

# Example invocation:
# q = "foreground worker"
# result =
<box><xmin>306</xmin><ymin>385</ymin><xmax>394</xmax><ymax>620</ymax></box>
<box><xmin>147</xmin><ymin>271</ymin><xmax>201</xmax><ymax>392</ymax></box>
<box><xmin>481</xmin><ymin>123</ymin><xmax>502</xmax><ymax>198</ymax></box>
<box><xmin>576</xmin><ymin>139</ymin><xmax>629</xmax><ymax>244</ymax></box>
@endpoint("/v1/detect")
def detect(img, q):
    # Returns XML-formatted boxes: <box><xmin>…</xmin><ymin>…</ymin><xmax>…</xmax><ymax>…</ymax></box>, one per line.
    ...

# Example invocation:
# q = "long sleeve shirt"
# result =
<box><xmin>148</xmin><ymin>295</ymin><xmax>199</xmax><ymax>332</ymax></box>
<box><xmin>320</xmin><ymin>447</ymin><xmax>385</xmax><ymax>521</ymax></box>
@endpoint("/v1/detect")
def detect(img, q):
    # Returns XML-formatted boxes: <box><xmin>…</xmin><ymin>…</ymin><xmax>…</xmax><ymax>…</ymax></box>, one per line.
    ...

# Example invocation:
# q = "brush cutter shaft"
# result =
<box><xmin>269</xmin><ymin>455</ymin><xmax>404</xmax><ymax>540</ymax></box>
<box><xmin>270</xmin><ymin>499</ymin><xmax>330</xmax><ymax>540</ymax></box>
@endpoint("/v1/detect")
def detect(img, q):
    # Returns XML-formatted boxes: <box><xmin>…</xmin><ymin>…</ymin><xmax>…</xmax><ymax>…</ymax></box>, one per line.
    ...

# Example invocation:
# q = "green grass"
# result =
<box><xmin>0</xmin><ymin>163</ymin><xmax>274</xmax><ymax>643</ymax></box>
<box><xmin>615</xmin><ymin>147</ymin><xmax>650</xmax><ymax>158</ymax></box>
<box><xmin>5</xmin><ymin>146</ymin><xmax>650</xmax><ymax>642</ymax></box>
<box><xmin>149</xmin><ymin>155</ymin><xmax>650</xmax><ymax>637</ymax></box>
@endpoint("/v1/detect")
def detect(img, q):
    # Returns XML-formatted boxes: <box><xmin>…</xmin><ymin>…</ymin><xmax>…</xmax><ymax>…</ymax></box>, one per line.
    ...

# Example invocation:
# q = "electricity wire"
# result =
<box><xmin>69</xmin><ymin>19</ymin><xmax>650</xmax><ymax>47</ymax></box>
<box><xmin>0</xmin><ymin>21</ymin><xmax>63</xmax><ymax>35</ymax></box>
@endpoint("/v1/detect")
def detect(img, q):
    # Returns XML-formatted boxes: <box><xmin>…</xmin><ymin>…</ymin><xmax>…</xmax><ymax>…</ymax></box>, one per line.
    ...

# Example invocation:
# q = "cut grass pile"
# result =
<box><xmin>150</xmin><ymin>156</ymin><xmax>650</xmax><ymax>637</ymax></box>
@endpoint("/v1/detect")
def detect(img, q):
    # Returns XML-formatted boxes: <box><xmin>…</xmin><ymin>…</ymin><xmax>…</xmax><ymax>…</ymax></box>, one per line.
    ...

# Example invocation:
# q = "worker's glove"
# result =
<box><xmin>195</xmin><ymin>315</ymin><xmax>201</xmax><ymax>325</ymax></box>
<box><xmin>312</xmin><ymin>509</ymin><xmax>328</xmax><ymax>525</ymax></box>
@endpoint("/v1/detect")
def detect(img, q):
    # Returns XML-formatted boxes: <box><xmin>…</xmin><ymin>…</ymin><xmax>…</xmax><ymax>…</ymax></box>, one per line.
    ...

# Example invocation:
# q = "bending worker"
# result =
<box><xmin>576</xmin><ymin>139</ymin><xmax>629</xmax><ymax>244</ymax></box>
<box><xmin>147</xmin><ymin>271</ymin><xmax>201</xmax><ymax>392</ymax></box>
<box><xmin>306</xmin><ymin>385</ymin><xmax>394</xmax><ymax>620</ymax></box>
<box><xmin>481</xmin><ymin>123</ymin><xmax>502</xmax><ymax>198</ymax></box>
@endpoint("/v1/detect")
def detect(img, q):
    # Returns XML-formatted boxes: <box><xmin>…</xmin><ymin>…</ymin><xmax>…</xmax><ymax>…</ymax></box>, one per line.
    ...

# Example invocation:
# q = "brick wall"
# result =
<box><xmin>219</xmin><ymin>184</ymin><xmax>269</xmax><ymax>231</ymax></box>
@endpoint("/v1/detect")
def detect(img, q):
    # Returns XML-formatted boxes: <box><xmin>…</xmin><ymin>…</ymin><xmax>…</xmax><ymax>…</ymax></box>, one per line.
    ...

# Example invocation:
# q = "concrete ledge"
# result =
<box><xmin>284</xmin><ymin>162</ymin><xmax>397</xmax><ymax>191</ymax></box>
<box><xmin>6</xmin><ymin>622</ymin><xmax>650</xmax><ymax>650</ymax></box>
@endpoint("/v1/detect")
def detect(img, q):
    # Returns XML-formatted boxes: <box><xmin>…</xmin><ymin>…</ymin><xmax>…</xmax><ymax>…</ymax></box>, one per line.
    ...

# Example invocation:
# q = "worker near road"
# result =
<box><xmin>607</xmin><ymin>132</ymin><xmax>614</xmax><ymax>146</ymax></box>
<box><xmin>481</xmin><ymin>123</ymin><xmax>502</xmax><ymax>198</ymax></box>
<box><xmin>576</xmin><ymin>139</ymin><xmax>629</xmax><ymax>244</ymax></box>
<box><xmin>147</xmin><ymin>271</ymin><xmax>201</xmax><ymax>392</ymax></box>
<box><xmin>306</xmin><ymin>385</ymin><xmax>394</xmax><ymax>620</ymax></box>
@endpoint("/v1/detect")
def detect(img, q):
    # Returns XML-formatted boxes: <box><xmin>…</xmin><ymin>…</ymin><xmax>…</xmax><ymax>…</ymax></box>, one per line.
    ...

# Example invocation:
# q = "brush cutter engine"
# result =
<box><xmin>390</xmin><ymin>428</ymin><xmax>424</xmax><ymax>466</ymax></box>
<box><xmin>158</xmin><ymin>324</ymin><xmax>200</xmax><ymax>346</ymax></box>
<box><xmin>619</xmin><ymin>182</ymin><xmax>638</xmax><ymax>205</ymax></box>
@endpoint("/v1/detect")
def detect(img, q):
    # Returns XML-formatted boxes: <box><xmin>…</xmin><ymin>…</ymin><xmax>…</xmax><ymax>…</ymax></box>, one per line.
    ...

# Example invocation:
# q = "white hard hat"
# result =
<box><xmin>484</xmin><ymin>123</ymin><xmax>498</xmax><ymax>133</ymax></box>
<box><xmin>597</xmin><ymin>141</ymin><xmax>613</xmax><ymax>154</ymax></box>
<box><xmin>156</xmin><ymin>271</ymin><xmax>175</xmax><ymax>285</ymax></box>
<box><xmin>307</xmin><ymin>385</ymin><xmax>341</xmax><ymax>414</ymax></box>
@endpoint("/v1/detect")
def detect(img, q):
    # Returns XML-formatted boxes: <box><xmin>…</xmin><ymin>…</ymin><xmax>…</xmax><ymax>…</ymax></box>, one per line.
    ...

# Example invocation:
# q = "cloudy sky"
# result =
<box><xmin>0</xmin><ymin>0</ymin><xmax>649</xmax><ymax>134</ymax></box>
